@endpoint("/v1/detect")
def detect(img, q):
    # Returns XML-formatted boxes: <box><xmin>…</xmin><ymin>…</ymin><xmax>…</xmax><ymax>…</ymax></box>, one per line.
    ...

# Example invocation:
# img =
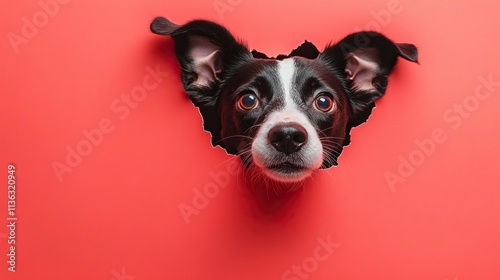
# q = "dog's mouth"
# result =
<box><xmin>268</xmin><ymin>162</ymin><xmax>306</xmax><ymax>174</ymax></box>
<box><xmin>262</xmin><ymin>161</ymin><xmax>313</xmax><ymax>182</ymax></box>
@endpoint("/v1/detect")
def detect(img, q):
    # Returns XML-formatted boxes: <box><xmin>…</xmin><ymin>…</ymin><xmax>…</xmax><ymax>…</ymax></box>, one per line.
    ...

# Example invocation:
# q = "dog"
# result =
<box><xmin>150</xmin><ymin>17</ymin><xmax>418</xmax><ymax>183</ymax></box>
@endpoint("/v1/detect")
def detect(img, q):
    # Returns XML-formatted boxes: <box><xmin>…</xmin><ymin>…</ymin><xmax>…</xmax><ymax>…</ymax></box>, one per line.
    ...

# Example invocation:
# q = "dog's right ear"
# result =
<box><xmin>150</xmin><ymin>17</ymin><xmax>251</xmax><ymax>146</ymax></box>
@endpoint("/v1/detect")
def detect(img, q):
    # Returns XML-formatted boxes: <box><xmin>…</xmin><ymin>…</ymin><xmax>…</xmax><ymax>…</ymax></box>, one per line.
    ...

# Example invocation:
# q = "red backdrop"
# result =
<box><xmin>1</xmin><ymin>1</ymin><xmax>499</xmax><ymax>279</ymax></box>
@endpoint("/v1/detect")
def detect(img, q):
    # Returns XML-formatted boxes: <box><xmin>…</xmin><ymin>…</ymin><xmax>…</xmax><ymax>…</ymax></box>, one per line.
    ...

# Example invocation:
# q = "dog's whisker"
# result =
<box><xmin>320</xmin><ymin>138</ymin><xmax>345</xmax><ymax>145</ymax></box>
<box><xmin>319</xmin><ymin>136</ymin><xmax>346</xmax><ymax>141</ymax></box>
<box><xmin>321</xmin><ymin>143</ymin><xmax>344</xmax><ymax>152</ymax></box>
<box><xmin>321</xmin><ymin>147</ymin><xmax>343</xmax><ymax>157</ymax></box>
<box><xmin>317</xmin><ymin>127</ymin><xmax>334</xmax><ymax>134</ymax></box>
<box><xmin>213</xmin><ymin>135</ymin><xmax>255</xmax><ymax>146</ymax></box>
<box><xmin>321</xmin><ymin>142</ymin><xmax>343</xmax><ymax>149</ymax></box>
<box><xmin>244</xmin><ymin>123</ymin><xmax>264</xmax><ymax>135</ymax></box>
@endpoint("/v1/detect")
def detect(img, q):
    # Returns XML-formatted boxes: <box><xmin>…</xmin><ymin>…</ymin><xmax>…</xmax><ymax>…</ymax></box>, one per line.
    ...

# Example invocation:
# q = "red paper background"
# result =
<box><xmin>1</xmin><ymin>0</ymin><xmax>499</xmax><ymax>279</ymax></box>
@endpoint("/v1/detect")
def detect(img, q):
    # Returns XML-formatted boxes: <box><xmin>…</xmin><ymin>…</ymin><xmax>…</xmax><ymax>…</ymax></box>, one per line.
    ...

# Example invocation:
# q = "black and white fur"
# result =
<box><xmin>150</xmin><ymin>17</ymin><xmax>418</xmax><ymax>183</ymax></box>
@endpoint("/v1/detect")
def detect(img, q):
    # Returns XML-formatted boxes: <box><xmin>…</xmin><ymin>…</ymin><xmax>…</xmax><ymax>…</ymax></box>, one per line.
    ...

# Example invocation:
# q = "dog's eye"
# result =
<box><xmin>314</xmin><ymin>95</ymin><xmax>335</xmax><ymax>112</ymax></box>
<box><xmin>237</xmin><ymin>93</ymin><xmax>258</xmax><ymax>110</ymax></box>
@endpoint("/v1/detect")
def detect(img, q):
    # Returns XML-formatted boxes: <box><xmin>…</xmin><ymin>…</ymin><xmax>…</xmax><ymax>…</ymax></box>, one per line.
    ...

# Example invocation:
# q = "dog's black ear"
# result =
<box><xmin>320</xmin><ymin>32</ymin><xmax>418</xmax><ymax>127</ymax></box>
<box><xmin>150</xmin><ymin>17</ymin><xmax>252</xmax><ymax>146</ymax></box>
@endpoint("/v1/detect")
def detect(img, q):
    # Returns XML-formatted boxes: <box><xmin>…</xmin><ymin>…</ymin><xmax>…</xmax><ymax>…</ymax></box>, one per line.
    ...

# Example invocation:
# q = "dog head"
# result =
<box><xmin>150</xmin><ymin>17</ymin><xmax>418</xmax><ymax>183</ymax></box>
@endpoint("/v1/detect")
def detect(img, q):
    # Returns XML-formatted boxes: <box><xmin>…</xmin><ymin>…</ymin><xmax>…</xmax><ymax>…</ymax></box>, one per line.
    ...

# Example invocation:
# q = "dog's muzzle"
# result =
<box><xmin>251</xmin><ymin>119</ymin><xmax>322</xmax><ymax>182</ymax></box>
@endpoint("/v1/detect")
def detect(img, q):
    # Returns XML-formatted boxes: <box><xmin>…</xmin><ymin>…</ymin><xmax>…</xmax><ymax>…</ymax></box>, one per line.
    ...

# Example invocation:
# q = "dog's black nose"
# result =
<box><xmin>268</xmin><ymin>123</ymin><xmax>308</xmax><ymax>155</ymax></box>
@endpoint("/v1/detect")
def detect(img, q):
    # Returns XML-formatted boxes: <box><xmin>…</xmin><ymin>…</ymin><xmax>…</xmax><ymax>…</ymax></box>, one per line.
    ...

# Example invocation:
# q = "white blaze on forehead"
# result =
<box><xmin>277</xmin><ymin>58</ymin><xmax>298</xmax><ymax>115</ymax></box>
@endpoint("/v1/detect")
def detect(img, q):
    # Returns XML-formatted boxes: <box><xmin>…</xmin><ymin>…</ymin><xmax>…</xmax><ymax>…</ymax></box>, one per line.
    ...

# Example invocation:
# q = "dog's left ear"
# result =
<box><xmin>150</xmin><ymin>17</ymin><xmax>252</xmax><ymax>147</ymax></box>
<box><xmin>319</xmin><ymin>32</ymin><xmax>418</xmax><ymax>127</ymax></box>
